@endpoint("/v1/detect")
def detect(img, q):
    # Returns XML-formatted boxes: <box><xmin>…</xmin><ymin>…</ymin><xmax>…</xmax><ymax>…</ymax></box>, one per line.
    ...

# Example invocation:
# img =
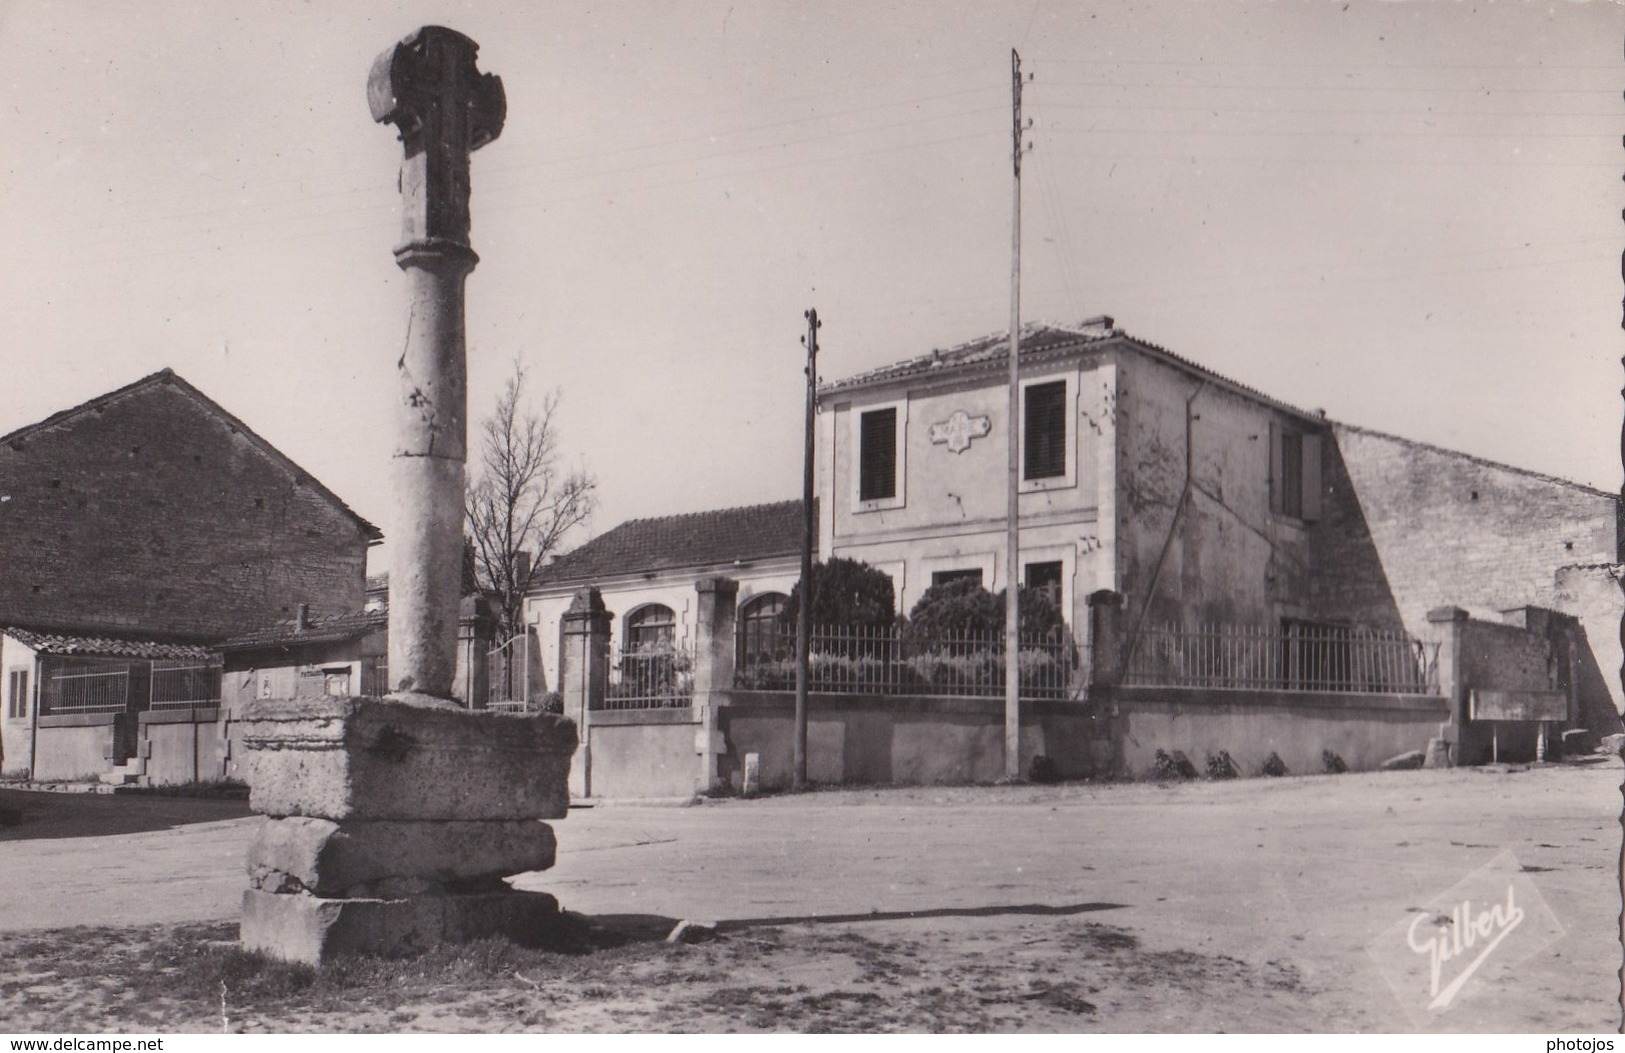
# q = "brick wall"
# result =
<box><xmin>0</xmin><ymin>377</ymin><xmax>370</xmax><ymax>638</ymax></box>
<box><xmin>1310</xmin><ymin>423</ymin><xmax>1617</xmax><ymax>638</ymax></box>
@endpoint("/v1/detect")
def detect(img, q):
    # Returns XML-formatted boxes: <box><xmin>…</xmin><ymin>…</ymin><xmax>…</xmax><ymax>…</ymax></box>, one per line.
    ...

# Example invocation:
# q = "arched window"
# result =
<box><xmin>738</xmin><ymin>592</ymin><xmax>790</xmax><ymax>664</ymax></box>
<box><xmin>623</xmin><ymin>604</ymin><xmax>676</xmax><ymax>655</ymax></box>
<box><xmin>618</xmin><ymin>604</ymin><xmax>679</xmax><ymax>703</ymax></box>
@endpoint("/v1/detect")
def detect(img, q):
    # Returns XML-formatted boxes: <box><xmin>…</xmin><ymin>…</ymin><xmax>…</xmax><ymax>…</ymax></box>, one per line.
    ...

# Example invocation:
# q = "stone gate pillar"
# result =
<box><xmin>1085</xmin><ymin>589</ymin><xmax>1124</xmax><ymax>690</ymax></box>
<box><xmin>455</xmin><ymin>595</ymin><xmax>498</xmax><ymax>708</ymax></box>
<box><xmin>692</xmin><ymin>577</ymin><xmax>739</xmax><ymax>792</ymax></box>
<box><xmin>559</xmin><ymin>588</ymin><xmax>611</xmax><ymax>799</ymax></box>
<box><xmin>1426</xmin><ymin>606</ymin><xmax>1469</xmax><ymax>766</ymax></box>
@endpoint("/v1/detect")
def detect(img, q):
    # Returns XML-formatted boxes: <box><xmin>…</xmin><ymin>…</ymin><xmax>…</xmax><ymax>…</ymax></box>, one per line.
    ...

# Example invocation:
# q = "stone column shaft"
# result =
<box><xmin>389</xmin><ymin>250</ymin><xmax>474</xmax><ymax>698</ymax></box>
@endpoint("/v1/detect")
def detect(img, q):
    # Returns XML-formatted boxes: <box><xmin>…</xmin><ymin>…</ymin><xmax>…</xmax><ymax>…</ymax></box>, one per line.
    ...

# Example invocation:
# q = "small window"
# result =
<box><xmin>931</xmin><ymin>568</ymin><xmax>984</xmax><ymax>589</ymax></box>
<box><xmin>1024</xmin><ymin>561</ymin><xmax>1063</xmax><ymax>607</ymax></box>
<box><xmin>859</xmin><ymin>407</ymin><xmax>898</xmax><ymax>502</ymax></box>
<box><xmin>1269</xmin><ymin>423</ymin><xmax>1322</xmax><ymax>521</ymax></box>
<box><xmin>6</xmin><ymin>670</ymin><xmax>27</xmax><ymax>720</ymax></box>
<box><xmin>1023</xmin><ymin>380</ymin><xmax>1067</xmax><ymax>480</ymax></box>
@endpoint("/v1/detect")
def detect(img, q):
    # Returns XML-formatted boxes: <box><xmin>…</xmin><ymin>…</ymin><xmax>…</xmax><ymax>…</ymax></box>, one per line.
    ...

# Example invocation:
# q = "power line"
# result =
<box><xmin>1030</xmin><ymin>99</ymin><xmax>1621</xmax><ymax>120</ymax></box>
<box><xmin>480</xmin><ymin>85</ymin><xmax>1004</xmax><ymax>177</ymax></box>
<box><xmin>1036</xmin><ymin>77</ymin><xmax>1618</xmax><ymax>95</ymax></box>
<box><xmin>49</xmin><ymin>128</ymin><xmax>1008</xmax><ymax>269</ymax></box>
<box><xmin>1033</xmin><ymin>56</ymin><xmax>1621</xmax><ymax>72</ymax></box>
<box><xmin>49</xmin><ymin>103</ymin><xmax>1009</xmax><ymax>255</ymax></box>
<box><xmin>1032</xmin><ymin>121</ymin><xmax>1616</xmax><ymax>140</ymax></box>
<box><xmin>1042</xmin><ymin>147</ymin><xmax>1615</xmax><ymax>169</ymax></box>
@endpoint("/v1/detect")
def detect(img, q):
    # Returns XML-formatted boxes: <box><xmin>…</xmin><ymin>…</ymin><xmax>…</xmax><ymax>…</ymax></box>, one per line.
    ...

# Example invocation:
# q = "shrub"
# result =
<box><xmin>1152</xmin><ymin>749</ymin><xmax>1197</xmax><ymax>780</ymax></box>
<box><xmin>1028</xmin><ymin>755</ymin><xmax>1060</xmax><ymax>784</ymax></box>
<box><xmin>902</xmin><ymin>580</ymin><xmax>1066</xmax><ymax>649</ymax></box>
<box><xmin>537</xmin><ymin>691</ymin><xmax>564</xmax><ymax>715</ymax></box>
<box><xmin>905</xmin><ymin>578</ymin><xmax>1004</xmax><ymax>641</ymax></box>
<box><xmin>1013</xmin><ymin>585</ymin><xmax>1067</xmax><ymax>642</ymax></box>
<box><xmin>1205</xmin><ymin>751</ymin><xmax>1238</xmax><ymax>779</ymax></box>
<box><xmin>1260</xmin><ymin>752</ymin><xmax>1288</xmax><ymax>777</ymax></box>
<box><xmin>1321</xmin><ymin>749</ymin><xmax>1347</xmax><ymax>774</ymax></box>
<box><xmin>780</xmin><ymin>557</ymin><xmax>896</xmax><ymax>630</ymax></box>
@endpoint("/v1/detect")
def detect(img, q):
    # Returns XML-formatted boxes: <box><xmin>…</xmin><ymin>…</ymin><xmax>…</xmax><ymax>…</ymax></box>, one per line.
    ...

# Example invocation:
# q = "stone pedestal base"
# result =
<box><xmin>239</xmin><ymin>697</ymin><xmax>577</xmax><ymax>963</ymax></box>
<box><xmin>242</xmin><ymin>888</ymin><xmax>564</xmax><ymax>965</ymax></box>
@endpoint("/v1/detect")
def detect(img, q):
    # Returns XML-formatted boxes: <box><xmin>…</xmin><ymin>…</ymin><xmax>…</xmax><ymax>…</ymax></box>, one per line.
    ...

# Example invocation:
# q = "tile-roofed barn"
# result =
<box><xmin>539</xmin><ymin>500</ymin><xmax>808</xmax><ymax>586</ymax></box>
<box><xmin>218</xmin><ymin>609</ymin><xmax>389</xmax><ymax>651</ymax></box>
<box><xmin>0</xmin><ymin>368</ymin><xmax>380</xmax><ymax>638</ymax></box>
<box><xmin>2</xmin><ymin>627</ymin><xmax>217</xmax><ymax>662</ymax></box>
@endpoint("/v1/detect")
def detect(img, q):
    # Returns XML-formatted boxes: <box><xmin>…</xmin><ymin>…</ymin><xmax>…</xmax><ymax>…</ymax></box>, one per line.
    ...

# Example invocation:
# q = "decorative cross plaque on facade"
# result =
<box><xmin>928</xmin><ymin>409</ymin><xmax>992</xmax><ymax>454</ymax></box>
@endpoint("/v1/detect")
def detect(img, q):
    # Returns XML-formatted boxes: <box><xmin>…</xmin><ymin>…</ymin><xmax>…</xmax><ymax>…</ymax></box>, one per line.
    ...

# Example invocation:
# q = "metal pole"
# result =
<box><xmin>794</xmin><ymin>308</ymin><xmax>820</xmax><ymax>791</ymax></box>
<box><xmin>1004</xmin><ymin>50</ymin><xmax>1025</xmax><ymax>781</ymax></box>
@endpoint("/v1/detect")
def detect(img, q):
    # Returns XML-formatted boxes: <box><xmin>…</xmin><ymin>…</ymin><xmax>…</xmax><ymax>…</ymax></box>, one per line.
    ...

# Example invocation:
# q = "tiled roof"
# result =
<box><xmin>0</xmin><ymin>368</ymin><xmax>382</xmax><ymax>541</ymax></box>
<box><xmin>819</xmin><ymin>316</ymin><xmax>1322</xmax><ymax>422</ymax></box>
<box><xmin>2</xmin><ymin>628</ymin><xmax>217</xmax><ymax>661</ymax></box>
<box><xmin>536</xmin><ymin>500</ymin><xmax>808</xmax><ymax>588</ymax></box>
<box><xmin>219</xmin><ymin>609</ymin><xmax>388</xmax><ymax>651</ymax></box>
<box><xmin>365</xmin><ymin>573</ymin><xmax>389</xmax><ymax>593</ymax></box>
<box><xmin>820</xmin><ymin>317</ymin><xmax>1119</xmax><ymax>394</ymax></box>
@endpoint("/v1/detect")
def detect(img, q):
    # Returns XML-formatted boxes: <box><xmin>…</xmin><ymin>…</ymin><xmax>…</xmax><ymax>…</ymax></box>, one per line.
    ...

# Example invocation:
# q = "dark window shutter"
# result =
<box><xmin>1268</xmin><ymin>421</ymin><xmax>1283</xmax><ymax>515</ymax></box>
<box><xmin>1280</xmin><ymin>430</ymin><xmax>1304</xmax><ymax>518</ymax></box>
<box><xmin>1024</xmin><ymin>381</ymin><xmax>1067</xmax><ymax>480</ymax></box>
<box><xmin>859</xmin><ymin>408</ymin><xmax>897</xmax><ymax>501</ymax></box>
<box><xmin>1301</xmin><ymin>432</ymin><xmax>1323</xmax><ymax>521</ymax></box>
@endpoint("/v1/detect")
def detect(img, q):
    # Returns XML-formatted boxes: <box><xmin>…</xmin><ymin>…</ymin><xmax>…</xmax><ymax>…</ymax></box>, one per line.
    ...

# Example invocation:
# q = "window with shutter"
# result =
<box><xmin>858</xmin><ymin>407</ymin><xmax>898</xmax><ymax>502</ymax></box>
<box><xmin>1269</xmin><ymin>422</ymin><xmax>1322</xmax><ymax>522</ymax></box>
<box><xmin>1024</xmin><ymin>380</ymin><xmax>1067</xmax><ymax>480</ymax></box>
<box><xmin>1280</xmin><ymin>430</ymin><xmax>1304</xmax><ymax>518</ymax></box>
<box><xmin>7</xmin><ymin>669</ymin><xmax>29</xmax><ymax>720</ymax></box>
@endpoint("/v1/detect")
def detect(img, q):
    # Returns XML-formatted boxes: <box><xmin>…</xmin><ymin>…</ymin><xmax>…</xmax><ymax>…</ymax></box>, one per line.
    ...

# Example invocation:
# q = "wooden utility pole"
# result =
<box><xmin>1004</xmin><ymin>50</ymin><xmax>1027</xmax><ymax>780</ymax></box>
<box><xmin>794</xmin><ymin>307</ymin><xmax>820</xmax><ymax>791</ymax></box>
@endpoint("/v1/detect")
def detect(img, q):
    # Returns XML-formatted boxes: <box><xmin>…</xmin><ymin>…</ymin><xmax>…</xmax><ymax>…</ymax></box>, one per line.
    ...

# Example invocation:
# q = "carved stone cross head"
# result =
<box><xmin>368</xmin><ymin>26</ymin><xmax>505</xmax><ymax>252</ymax></box>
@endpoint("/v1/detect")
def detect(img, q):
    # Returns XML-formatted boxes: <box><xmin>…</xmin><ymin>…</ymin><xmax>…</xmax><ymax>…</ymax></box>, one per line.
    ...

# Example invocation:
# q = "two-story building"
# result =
<box><xmin>524</xmin><ymin>317</ymin><xmax>1620</xmax><ymax>782</ymax></box>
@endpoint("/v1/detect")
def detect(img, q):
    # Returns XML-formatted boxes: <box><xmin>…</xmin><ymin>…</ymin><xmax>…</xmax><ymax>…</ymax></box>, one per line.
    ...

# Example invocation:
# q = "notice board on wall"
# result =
<box><xmin>1468</xmin><ymin>689</ymin><xmax>1568</xmax><ymax>722</ymax></box>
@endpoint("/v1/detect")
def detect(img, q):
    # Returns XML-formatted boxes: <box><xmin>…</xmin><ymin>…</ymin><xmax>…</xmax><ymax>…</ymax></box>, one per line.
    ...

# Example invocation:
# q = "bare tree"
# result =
<box><xmin>465</xmin><ymin>362</ymin><xmax>596</xmax><ymax>647</ymax></box>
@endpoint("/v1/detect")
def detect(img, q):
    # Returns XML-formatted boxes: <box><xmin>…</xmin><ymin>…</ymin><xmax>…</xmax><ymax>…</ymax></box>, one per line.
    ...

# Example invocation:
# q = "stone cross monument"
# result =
<box><xmin>236</xmin><ymin>27</ymin><xmax>575</xmax><ymax>965</ymax></box>
<box><xmin>367</xmin><ymin>26</ymin><xmax>505</xmax><ymax>703</ymax></box>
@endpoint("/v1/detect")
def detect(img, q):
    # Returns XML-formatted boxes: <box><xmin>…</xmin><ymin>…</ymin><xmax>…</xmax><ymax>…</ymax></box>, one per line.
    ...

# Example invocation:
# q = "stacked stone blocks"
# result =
<box><xmin>239</xmin><ymin>696</ymin><xmax>576</xmax><ymax>964</ymax></box>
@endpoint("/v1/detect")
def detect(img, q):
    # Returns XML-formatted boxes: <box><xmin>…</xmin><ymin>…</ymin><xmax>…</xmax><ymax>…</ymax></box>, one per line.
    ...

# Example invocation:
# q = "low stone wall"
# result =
<box><xmin>1102</xmin><ymin>686</ymin><xmax>1449</xmax><ymax>778</ymax></box>
<box><xmin>33</xmin><ymin>714</ymin><xmax>117</xmax><ymax>781</ymax></box>
<box><xmin>716</xmin><ymin>692</ymin><xmax>1112</xmax><ymax>793</ymax></box>
<box><xmin>562</xmin><ymin>682</ymin><xmax>1463</xmax><ymax>796</ymax></box>
<box><xmin>139</xmin><ymin>708</ymin><xmax>227</xmax><ymax>786</ymax></box>
<box><xmin>581</xmin><ymin>709</ymin><xmax>701</xmax><ymax>799</ymax></box>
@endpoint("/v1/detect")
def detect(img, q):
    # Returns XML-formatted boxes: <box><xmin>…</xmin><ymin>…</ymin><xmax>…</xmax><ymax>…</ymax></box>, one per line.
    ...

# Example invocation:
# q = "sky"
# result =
<box><xmin>0</xmin><ymin>1</ymin><xmax>1618</xmax><ymax>574</ymax></box>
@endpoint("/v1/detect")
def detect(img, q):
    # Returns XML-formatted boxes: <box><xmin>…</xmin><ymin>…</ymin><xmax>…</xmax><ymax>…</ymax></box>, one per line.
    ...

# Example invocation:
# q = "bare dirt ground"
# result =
<box><xmin>0</xmin><ymin>761</ymin><xmax>1618</xmax><ymax>1033</ymax></box>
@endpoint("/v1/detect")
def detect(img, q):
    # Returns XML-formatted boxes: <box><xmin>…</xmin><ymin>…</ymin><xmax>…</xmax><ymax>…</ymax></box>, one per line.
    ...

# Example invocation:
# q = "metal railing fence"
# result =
<box><xmin>594</xmin><ymin>639</ymin><xmax>695</xmax><ymax>711</ymax></box>
<box><xmin>40</xmin><ymin>660</ymin><xmax>130</xmax><ymax>715</ymax></box>
<box><xmin>148</xmin><ymin>661</ymin><xmax>222</xmax><ymax>710</ymax></box>
<box><xmin>733</xmin><ymin>623</ymin><xmax>1081</xmax><ymax>700</ymax></box>
<box><xmin>1120</xmin><ymin>622</ymin><xmax>1439</xmax><ymax>694</ymax></box>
